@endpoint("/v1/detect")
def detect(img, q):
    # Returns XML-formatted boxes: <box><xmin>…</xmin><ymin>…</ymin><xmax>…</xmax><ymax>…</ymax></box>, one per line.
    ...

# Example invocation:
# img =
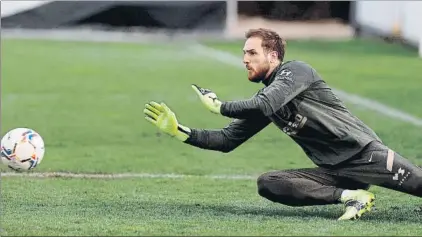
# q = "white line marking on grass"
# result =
<box><xmin>0</xmin><ymin>172</ymin><xmax>256</xmax><ymax>180</ymax></box>
<box><xmin>190</xmin><ymin>44</ymin><xmax>422</xmax><ymax>127</ymax></box>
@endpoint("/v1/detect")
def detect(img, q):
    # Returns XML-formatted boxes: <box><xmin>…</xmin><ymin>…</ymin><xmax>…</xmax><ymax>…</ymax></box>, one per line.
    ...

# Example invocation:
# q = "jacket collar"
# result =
<box><xmin>262</xmin><ymin>62</ymin><xmax>284</xmax><ymax>87</ymax></box>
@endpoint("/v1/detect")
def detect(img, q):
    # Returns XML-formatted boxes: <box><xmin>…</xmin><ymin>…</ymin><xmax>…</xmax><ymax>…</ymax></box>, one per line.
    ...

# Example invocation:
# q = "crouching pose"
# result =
<box><xmin>143</xmin><ymin>28</ymin><xmax>422</xmax><ymax>220</ymax></box>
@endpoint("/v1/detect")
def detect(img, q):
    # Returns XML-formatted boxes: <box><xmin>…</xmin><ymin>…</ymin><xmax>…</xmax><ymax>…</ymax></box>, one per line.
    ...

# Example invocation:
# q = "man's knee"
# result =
<box><xmin>256</xmin><ymin>172</ymin><xmax>299</xmax><ymax>205</ymax></box>
<box><xmin>257</xmin><ymin>172</ymin><xmax>272</xmax><ymax>198</ymax></box>
<box><xmin>257</xmin><ymin>172</ymin><xmax>280</xmax><ymax>198</ymax></box>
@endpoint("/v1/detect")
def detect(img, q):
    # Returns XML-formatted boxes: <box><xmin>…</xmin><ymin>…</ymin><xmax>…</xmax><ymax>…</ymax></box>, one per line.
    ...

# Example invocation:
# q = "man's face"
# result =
<box><xmin>243</xmin><ymin>37</ymin><xmax>271</xmax><ymax>83</ymax></box>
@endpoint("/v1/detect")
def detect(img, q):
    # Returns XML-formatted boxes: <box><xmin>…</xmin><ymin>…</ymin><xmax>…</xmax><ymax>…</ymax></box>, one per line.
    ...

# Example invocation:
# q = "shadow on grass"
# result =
<box><xmin>118</xmin><ymin>199</ymin><xmax>421</xmax><ymax>223</ymax></box>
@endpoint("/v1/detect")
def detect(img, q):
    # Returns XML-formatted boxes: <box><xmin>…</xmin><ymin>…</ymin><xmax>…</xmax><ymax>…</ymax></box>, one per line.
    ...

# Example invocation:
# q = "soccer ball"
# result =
<box><xmin>1</xmin><ymin>128</ymin><xmax>45</xmax><ymax>172</ymax></box>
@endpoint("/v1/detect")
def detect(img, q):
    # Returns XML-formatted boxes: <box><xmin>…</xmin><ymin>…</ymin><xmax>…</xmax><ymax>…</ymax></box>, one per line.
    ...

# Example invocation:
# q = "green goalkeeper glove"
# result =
<box><xmin>191</xmin><ymin>84</ymin><xmax>222</xmax><ymax>114</ymax></box>
<box><xmin>143</xmin><ymin>101</ymin><xmax>191</xmax><ymax>142</ymax></box>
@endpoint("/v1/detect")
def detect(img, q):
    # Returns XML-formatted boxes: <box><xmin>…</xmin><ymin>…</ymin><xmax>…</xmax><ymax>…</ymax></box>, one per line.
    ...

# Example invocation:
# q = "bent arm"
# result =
<box><xmin>184</xmin><ymin>114</ymin><xmax>271</xmax><ymax>153</ymax></box>
<box><xmin>221</xmin><ymin>65</ymin><xmax>313</xmax><ymax>119</ymax></box>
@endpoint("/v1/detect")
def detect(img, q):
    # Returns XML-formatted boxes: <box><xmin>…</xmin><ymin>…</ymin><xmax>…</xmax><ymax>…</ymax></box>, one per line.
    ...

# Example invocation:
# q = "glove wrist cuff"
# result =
<box><xmin>175</xmin><ymin>125</ymin><xmax>191</xmax><ymax>141</ymax></box>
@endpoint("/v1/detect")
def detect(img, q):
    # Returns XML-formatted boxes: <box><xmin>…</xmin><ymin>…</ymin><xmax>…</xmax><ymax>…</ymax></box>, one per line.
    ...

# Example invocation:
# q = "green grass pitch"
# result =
<box><xmin>1</xmin><ymin>38</ymin><xmax>422</xmax><ymax>236</ymax></box>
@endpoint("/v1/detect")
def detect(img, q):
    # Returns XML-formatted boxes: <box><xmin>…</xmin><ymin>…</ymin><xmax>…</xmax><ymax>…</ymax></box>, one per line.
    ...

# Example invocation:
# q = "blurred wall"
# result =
<box><xmin>1</xmin><ymin>1</ymin><xmax>226</xmax><ymax>31</ymax></box>
<box><xmin>1</xmin><ymin>1</ymin><xmax>52</xmax><ymax>18</ymax></box>
<box><xmin>354</xmin><ymin>1</ymin><xmax>422</xmax><ymax>47</ymax></box>
<box><xmin>238</xmin><ymin>1</ymin><xmax>351</xmax><ymax>22</ymax></box>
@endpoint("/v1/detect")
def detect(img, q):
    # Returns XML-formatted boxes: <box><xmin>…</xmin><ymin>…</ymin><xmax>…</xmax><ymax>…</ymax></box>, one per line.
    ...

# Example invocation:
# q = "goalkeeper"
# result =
<box><xmin>143</xmin><ymin>28</ymin><xmax>422</xmax><ymax>221</ymax></box>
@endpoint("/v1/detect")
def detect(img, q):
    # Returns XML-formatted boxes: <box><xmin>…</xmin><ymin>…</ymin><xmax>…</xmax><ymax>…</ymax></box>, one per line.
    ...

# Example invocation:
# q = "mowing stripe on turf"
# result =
<box><xmin>0</xmin><ymin>172</ymin><xmax>256</xmax><ymax>180</ymax></box>
<box><xmin>190</xmin><ymin>44</ymin><xmax>422</xmax><ymax>127</ymax></box>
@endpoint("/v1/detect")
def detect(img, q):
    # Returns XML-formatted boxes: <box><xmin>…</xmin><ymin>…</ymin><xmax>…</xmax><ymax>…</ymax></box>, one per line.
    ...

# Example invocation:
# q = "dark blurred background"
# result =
<box><xmin>238</xmin><ymin>1</ymin><xmax>350</xmax><ymax>22</ymax></box>
<box><xmin>1</xmin><ymin>1</ymin><xmax>351</xmax><ymax>29</ymax></box>
<box><xmin>1</xmin><ymin>1</ymin><xmax>420</xmax><ymax>51</ymax></box>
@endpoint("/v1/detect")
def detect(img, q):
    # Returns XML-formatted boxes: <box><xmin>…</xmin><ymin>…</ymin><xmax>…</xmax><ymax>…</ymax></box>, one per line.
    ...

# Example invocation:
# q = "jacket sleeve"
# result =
<box><xmin>220</xmin><ymin>64</ymin><xmax>314</xmax><ymax>119</ymax></box>
<box><xmin>184</xmin><ymin>114</ymin><xmax>271</xmax><ymax>153</ymax></box>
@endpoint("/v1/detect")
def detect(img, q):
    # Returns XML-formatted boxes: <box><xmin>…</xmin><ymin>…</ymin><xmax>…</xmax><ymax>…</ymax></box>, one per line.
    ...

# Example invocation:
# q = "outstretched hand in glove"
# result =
<box><xmin>191</xmin><ymin>84</ymin><xmax>222</xmax><ymax>114</ymax></box>
<box><xmin>143</xmin><ymin>101</ymin><xmax>191</xmax><ymax>142</ymax></box>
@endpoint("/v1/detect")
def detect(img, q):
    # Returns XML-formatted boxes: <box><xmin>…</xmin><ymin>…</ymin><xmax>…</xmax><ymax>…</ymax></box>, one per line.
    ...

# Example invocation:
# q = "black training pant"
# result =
<box><xmin>257</xmin><ymin>141</ymin><xmax>422</xmax><ymax>206</ymax></box>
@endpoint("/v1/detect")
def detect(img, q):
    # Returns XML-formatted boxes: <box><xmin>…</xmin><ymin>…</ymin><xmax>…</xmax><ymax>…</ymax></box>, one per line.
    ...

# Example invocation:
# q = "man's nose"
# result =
<box><xmin>243</xmin><ymin>55</ymin><xmax>249</xmax><ymax>64</ymax></box>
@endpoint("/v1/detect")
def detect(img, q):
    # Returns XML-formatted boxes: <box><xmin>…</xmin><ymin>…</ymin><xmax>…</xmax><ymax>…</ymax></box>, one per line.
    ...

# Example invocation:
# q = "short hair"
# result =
<box><xmin>245</xmin><ymin>28</ymin><xmax>286</xmax><ymax>61</ymax></box>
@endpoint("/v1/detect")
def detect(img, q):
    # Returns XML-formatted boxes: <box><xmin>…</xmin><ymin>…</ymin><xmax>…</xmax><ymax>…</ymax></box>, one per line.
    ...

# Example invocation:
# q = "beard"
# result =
<box><xmin>247</xmin><ymin>62</ymin><xmax>270</xmax><ymax>83</ymax></box>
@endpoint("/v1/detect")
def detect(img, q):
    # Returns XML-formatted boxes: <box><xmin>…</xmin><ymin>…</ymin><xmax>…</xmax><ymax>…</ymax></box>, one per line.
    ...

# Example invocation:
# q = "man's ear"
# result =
<box><xmin>268</xmin><ymin>51</ymin><xmax>278</xmax><ymax>63</ymax></box>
